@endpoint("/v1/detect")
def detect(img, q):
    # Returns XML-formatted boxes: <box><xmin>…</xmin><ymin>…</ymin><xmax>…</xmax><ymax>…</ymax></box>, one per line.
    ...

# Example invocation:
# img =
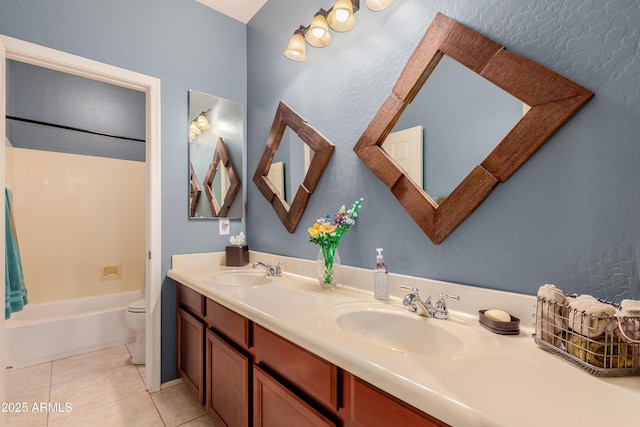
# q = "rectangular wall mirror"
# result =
<box><xmin>188</xmin><ymin>90</ymin><xmax>244</xmax><ymax>219</ymax></box>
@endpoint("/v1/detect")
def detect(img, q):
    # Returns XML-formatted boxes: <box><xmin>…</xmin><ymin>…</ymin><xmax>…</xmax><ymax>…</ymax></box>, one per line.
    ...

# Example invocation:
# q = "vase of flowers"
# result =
<box><xmin>308</xmin><ymin>198</ymin><xmax>363</xmax><ymax>289</ymax></box>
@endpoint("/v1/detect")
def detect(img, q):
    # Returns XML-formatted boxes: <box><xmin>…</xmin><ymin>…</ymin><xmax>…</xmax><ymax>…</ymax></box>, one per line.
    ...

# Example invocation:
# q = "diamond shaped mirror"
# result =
<box><xmin>203</xmin><ymin>137</ymin><xmax>241</xmax><ymax>217</ymax></box>
<box><xmin>354</xmin><ymin>12</ymin><xmax>594</xmax><ymax>244</ymax></box>
<box><xmin>253</xmin><ymin>101</ymin><xmax>335</xmax><ymax>233</ymax></box>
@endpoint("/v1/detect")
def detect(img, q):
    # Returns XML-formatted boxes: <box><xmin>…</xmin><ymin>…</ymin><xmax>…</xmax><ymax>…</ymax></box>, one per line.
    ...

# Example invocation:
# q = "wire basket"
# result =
<box><xmin>533</xmin><ymin>296</ymin><xmax>640</xmax><ymax>376</ymax></box>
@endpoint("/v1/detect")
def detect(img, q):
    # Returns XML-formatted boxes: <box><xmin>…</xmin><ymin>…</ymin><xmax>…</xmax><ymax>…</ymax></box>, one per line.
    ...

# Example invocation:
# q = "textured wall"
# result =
<box><xmin>0</xmin><ymin>0</ymin><xmax>247</xmax><ymax>382</ymax></box>
<box><xmin>247</xmin><ymin>0</ymin><xmax>640</xmax><ymax>301</ymax></box>
<box><xmin>7</xmin><ymin>60</ymin><xmax>145</xmax><ymax>161</ymax></box>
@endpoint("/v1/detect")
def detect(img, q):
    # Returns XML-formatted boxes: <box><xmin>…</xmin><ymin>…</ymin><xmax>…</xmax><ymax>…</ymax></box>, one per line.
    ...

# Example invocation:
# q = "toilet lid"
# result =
<box><xmin>128</xmin><ymin>299</ymin><xmax>146</xmax><ymax>313</ymax></box>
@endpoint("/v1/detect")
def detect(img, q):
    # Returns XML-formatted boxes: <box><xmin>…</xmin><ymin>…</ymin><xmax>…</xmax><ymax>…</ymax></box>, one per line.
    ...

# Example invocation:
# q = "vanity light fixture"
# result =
<box><xmin>284</xmin><ymin>0</ymin><xmax>393</xmax><ymax>62</ymax></box>
<box><xmin>189</xmin><ymin>107</ymin><xmax>212</xmax><ymax>141</ymax></box>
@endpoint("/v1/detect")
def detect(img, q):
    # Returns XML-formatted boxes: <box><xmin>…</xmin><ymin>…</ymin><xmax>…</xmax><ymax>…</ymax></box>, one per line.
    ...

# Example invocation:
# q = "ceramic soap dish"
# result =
<box><xmin>478</xmin><ymin>310</ymin><xmax>520</xmax><ymax>335</ymax></box>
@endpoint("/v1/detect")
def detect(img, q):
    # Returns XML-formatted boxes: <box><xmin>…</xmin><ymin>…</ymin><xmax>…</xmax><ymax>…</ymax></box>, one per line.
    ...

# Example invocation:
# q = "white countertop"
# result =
<box><xmin>168</xmin><ymin>251</ymin><xmax>640</xmax><ymax>427</ymax></box>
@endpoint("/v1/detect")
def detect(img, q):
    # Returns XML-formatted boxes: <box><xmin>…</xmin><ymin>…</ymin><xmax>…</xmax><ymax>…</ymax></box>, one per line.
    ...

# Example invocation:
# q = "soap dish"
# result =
<box><xmin>478</xmin><ymin>310</ymin><xmax>520</xmax><ymax>335</ymax></box>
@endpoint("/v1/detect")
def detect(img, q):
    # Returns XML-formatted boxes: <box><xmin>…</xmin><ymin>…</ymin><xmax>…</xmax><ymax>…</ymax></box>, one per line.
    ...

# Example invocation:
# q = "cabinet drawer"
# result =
<box><xmin>254</xmin><ymin>365</ymin><xmax>336</xmax><ymax>427</ymax></box>
<box><xmin>342</xmin><ymin>373</ymin><xmax>449</xmax><ymax>427</ymax></box>
<box><xmin>205</xmin><ymin>298</ymin><xmax>250</xmax><ymax>349</ymax></box>
<box><xmin>177</xmin><ymin>283</ymin><xmax>205</xmax><ymax>318</ymax></box>
<box><xmin>253</xmin><ymin>324</ymin><xmax>338</xmax><ymax>411</ymax></box>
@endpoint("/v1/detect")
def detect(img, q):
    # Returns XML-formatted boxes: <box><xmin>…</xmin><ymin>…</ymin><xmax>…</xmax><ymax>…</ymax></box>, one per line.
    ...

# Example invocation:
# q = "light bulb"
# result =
<box><xmin>334</xmin><ymin>9</ymin><xmax>349</xmax><ymax>22</ymax></box>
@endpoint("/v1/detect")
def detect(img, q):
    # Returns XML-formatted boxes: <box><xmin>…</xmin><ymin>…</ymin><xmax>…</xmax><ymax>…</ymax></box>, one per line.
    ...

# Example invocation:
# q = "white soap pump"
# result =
<box><xmin>374</xmin><ymin>248</ymin><xmax>389</xmax><ymax>300</ymax></box>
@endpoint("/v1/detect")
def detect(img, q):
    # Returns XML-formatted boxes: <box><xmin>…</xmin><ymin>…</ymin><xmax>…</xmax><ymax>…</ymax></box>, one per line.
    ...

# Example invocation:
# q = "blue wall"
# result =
<box><xmin>0</xmin><ymin>0</ymin><xmax>247</xmax><ymax>382</ymax></box>
<box><xmin>247</xmin><ymin>0</ymin><xmax>640</xmax><ymax>300</ymax></box>
<box><xmin>7</xmin><ymin>60</ymin><xmax>146</xmax><ymax>161</ymax></box>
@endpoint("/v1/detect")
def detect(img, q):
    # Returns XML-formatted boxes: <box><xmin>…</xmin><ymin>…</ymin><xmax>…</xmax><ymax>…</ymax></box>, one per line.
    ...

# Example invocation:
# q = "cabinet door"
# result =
<box><xmin>253</xmin><ymin>365</ymin><xmax>336</xmax><ymax>427</ymax></box>
<box><xmin>177</xmin><ymin>307</ymin><xmax>205</xmax><ymax>405</ymax></box>
<box><xmin>206</xmin><ymin>330</ymin><xmax>250</xmax><ymax>427</ymax></box>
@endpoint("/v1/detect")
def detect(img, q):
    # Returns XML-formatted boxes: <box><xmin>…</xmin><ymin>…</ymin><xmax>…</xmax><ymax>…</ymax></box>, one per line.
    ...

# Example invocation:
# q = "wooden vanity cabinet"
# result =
<box><xmin>176</xmin><ymin>283</ymin><xmax>449</xmax><ymax>427</ymax></box>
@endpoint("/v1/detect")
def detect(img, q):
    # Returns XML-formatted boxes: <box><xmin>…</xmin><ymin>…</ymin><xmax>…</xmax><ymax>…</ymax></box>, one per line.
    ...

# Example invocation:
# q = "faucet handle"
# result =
<box><xmin>434</xmin><ymin>293</ymin><xmax>460</xmax><ymax>320</ymax></box>
<box><xmin>272</xmin><ymin>262</ymin><xmax>284</xmax><ymax>275</ymax></box>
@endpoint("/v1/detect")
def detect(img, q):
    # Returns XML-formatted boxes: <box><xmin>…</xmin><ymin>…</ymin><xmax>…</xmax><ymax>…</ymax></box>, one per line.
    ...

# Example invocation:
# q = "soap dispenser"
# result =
<box><xmin>374</xmin><ymin>248</ymin><xmax>389</xmax><ymax>300</ymax></box>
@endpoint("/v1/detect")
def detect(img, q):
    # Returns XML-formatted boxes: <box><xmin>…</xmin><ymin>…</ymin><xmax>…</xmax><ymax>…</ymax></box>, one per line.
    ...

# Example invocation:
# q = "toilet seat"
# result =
<box><xmin>128</xmin><ymin>299</ymin><xmax>146</xmax><ymax>314</ymax></box>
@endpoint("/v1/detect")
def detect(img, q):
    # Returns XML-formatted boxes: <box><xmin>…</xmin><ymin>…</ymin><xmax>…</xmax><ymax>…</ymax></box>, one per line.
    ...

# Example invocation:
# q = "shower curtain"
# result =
<box><xmin>5</xmin><ymin>187</ymin><xmax>28</xmax><ymax>319</ymax></box>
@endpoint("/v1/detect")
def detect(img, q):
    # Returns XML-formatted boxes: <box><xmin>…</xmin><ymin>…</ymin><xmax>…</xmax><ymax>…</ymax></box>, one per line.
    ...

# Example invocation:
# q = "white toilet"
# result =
<box><xmin>126</xmin><ymin>299</ymin><xmax>146</xmax><ymax>364</ymax></box>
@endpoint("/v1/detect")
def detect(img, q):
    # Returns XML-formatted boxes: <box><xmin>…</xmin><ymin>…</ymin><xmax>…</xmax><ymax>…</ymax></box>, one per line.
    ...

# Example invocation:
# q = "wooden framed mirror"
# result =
<box><xmin>189</xmin><ymin>162</ymin><xmax>202</xmax><ymax>217</ymax></box>
<box><xmin>203</xmin><ymin>137</ymin><xmax>241</xmax><ymax>217</ymax></box>
<box><xmin>253</xmin><ymin>101</ymin><xmax>335</xmax><ymax>233</ymax></box>
<box><xmin>354</xmin><ymin>12</ymin><xmax>593</xmax><ymax>244</ymax></box>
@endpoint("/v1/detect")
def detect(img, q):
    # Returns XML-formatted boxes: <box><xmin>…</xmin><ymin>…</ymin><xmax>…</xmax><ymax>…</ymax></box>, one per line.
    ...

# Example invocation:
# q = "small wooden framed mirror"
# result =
<box><xmin>203</xmin><ymin>137</ymin><xmax>241</xmax><ymax>217</ymax></box>
<box><xmin>254</xmin><ymin>101</ymin><xmax>335</xmax><ymax>233</ymax></box>
<box><xmin>354</xmin><ymin>12</ymin><xmax>593</xmax><ymax>244</ymax></box>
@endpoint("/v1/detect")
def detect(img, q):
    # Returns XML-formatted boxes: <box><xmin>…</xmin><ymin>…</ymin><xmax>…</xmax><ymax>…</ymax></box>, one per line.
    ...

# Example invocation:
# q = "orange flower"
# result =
<box><xmin>319</xmin><ymin>222</ymin><xmax>337</xmax><ymax>234</ymax></box>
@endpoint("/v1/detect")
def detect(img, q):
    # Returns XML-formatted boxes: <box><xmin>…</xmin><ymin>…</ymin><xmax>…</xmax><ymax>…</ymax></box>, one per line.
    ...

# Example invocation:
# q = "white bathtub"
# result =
<box><xmin>4</xmin><ymin>291</ymin><xmax>141</xmax><ymax>369</ymax></box>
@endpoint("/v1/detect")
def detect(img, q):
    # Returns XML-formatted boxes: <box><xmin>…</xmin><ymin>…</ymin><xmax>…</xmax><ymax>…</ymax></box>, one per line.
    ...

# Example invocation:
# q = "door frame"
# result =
<box><xmin>0</xmin><ymin>35</ymin><xmax>162</xmax><ymax>392</ymax></box>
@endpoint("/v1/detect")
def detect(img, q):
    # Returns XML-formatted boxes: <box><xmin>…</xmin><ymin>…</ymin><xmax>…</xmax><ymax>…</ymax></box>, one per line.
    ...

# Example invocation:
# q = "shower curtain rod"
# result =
<box><xmin>6</xmin><ymin>115</ymin><xmax>145</xmax><ymax>143</ymax></box>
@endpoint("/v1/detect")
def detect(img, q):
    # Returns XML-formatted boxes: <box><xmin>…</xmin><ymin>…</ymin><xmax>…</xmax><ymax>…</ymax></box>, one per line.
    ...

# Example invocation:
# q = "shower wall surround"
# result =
<box><xmin>247</xmin><ymin>0</ymin><xmax>640</xmax><ymax>300</ymax></box>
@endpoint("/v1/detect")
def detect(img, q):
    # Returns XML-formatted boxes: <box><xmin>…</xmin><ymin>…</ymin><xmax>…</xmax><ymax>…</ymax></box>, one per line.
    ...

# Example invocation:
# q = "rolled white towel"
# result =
<box><xmin>567</xmin><ymin>295</ymin><xmax>616</xmax><ymax>338</ymax></box>
<box><xmin>618</xmin><ymin>299</ymin><xmax>640</xmax><ymax>340</ymax></box>
<box><xmin>620</xmin><ymin>299</ymin><xmax>640</xmax><ymax>316</ymax></box>
<box><xmin>536</xmin><ymin>284</ymin><xmax>566</xmax><ymax>346</ymax></box>
<box><xmin>538</xmin><ymin>284</ymin><xmax>566</xmax><ymax>304</ymax></box>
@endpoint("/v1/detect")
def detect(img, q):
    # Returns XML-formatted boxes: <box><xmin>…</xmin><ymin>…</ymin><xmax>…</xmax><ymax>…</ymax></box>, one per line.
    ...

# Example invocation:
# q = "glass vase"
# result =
<box><xmin>316</xmin><ymin>246</ymin><xmax>341</xmax><ymax>289</ymax></box>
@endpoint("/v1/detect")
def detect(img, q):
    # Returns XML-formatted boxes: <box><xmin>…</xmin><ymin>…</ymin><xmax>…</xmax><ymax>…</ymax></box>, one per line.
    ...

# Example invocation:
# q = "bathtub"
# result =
<box><xmin>4</xmin><ymin>291</ymin><xmax>141</xmax><ymax>369</ymax></box>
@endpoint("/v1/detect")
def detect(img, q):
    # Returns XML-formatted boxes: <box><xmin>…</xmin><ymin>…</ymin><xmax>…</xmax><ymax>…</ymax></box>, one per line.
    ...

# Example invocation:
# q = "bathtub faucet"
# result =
<box><xmin>252</xmin><ymin>260</ymin><xmax>283</xmax><ymax>277</ymax></box>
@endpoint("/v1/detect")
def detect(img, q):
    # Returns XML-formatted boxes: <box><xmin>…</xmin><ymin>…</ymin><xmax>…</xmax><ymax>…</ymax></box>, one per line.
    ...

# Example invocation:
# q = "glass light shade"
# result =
<box><xmin>196</xmin><ymin>114</ymin><xmax>210</xmax><ymax>130</ymax></box>
<box><xmin>189</xmin><ymin>121</ymin><xmax>201</xmax><ymax>136</ymax></box>
<box><xmin>284</xmin><ymin>32</ymin><xmax>307</xmax><ymax>61</ymax></box>
<box><xmin>328</xmin><ymin>0</ymin><xmax>356</xmax><ymax>32</ymax></box>
<box><xmin>366</xmin><ymin>0</ymin><xmax>394</xmax><ymax>11</ymax></box>
<box><xmin>305</xmin><ymin>13</ymin><xmax>332</xmax><ymax>48</ymax></box>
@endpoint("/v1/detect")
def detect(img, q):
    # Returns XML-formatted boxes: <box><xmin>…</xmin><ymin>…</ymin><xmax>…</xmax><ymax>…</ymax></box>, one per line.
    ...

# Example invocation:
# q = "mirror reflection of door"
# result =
<box><xmin>385</xmin><ymin>55</ymin><xmax>526</xmax><ymax>204</ymax></box>
<box><xmin>213</xmin><ymin>159</ymin><xmax>229</xmax><ymax>207</ymax></box>
<box><xmin>270</xmin><ymin>127</ymin><xmax>312</xmax><ymax>205</ymax></box>
<box><xmin>188</xmin><ymin>90</ymin><xmax>243</xmax><ymax>218</ymax></box>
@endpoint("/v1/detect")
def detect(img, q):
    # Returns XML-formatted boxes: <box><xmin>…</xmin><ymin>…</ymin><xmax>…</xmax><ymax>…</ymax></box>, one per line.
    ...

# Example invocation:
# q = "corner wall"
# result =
<box><xmin>247</xmin><ymin>1</ymin><xmax>640</xmax><ymax>300</ymax></box>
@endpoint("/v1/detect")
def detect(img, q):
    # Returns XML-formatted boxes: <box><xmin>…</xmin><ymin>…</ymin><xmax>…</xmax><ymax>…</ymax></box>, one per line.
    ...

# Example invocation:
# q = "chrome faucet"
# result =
<box><xmin>252</xmin><ymin>260</ymin><xmax>283</xmax><ymax>277</ymax></box>
<box><xmin>400</xmin><ymin>286</ymin><xmax>460</xmax><ymax>320</ymax></box>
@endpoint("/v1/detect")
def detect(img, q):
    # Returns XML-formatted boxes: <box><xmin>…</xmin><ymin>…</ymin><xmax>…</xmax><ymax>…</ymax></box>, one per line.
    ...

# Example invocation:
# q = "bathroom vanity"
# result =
<box><xmin>176</xmin><ymin>281</ymin><xmax>443</xmax><ymax>426</ymax></box>
<box><xmin>169</xmin><ymin>251</ymin><xmax>640</xmax><ymax>427</ymax></box>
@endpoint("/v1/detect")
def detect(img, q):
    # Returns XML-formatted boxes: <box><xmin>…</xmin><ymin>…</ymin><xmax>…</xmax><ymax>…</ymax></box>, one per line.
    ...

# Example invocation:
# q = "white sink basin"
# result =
<box><xmin>321</xmin><ymin>301</ymin><xmax>499</xmax><ymax>360</ymax></box>
<box><xmin>207</xmin><ymin>270</ymin><xmax>273</xmax><ymax>287</ymax></box>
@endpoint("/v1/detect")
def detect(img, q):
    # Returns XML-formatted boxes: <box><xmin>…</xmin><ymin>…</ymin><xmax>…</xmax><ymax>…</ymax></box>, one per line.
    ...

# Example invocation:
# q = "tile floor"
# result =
<box><xmin>4</xmin><ymin>344</ymin><xmax>218</xmax><ymax>427</ymax></box>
